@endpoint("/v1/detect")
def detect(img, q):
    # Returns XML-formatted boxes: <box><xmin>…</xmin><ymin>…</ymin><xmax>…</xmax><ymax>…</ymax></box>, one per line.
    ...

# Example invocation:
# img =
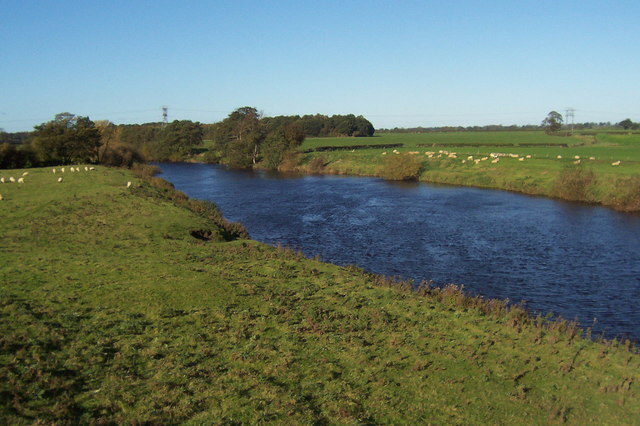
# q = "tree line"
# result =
<box><xmin>0</xmin><ymin>109</ymin><xmax>376</xmax><ymax>170</ymax></box>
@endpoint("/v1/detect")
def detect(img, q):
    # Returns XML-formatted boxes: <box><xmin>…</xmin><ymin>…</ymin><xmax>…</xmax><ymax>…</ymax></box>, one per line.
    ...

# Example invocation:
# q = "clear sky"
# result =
<box><xmin>1</xmin><ymin>0</ymin><xmax>638</xmax><ymax>132</ymax></box>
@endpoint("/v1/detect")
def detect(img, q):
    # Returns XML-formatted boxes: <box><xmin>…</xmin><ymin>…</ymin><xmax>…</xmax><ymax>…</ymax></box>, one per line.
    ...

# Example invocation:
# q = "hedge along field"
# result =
<box><xmin>1</xmin><ymin>165</ymin><xmax>640</xmax><ymax>423</ymax></box>
<box><xmin>298</xmin><ymin>132</ymin><xmax>640</xmax><ymax>211</ymax></box>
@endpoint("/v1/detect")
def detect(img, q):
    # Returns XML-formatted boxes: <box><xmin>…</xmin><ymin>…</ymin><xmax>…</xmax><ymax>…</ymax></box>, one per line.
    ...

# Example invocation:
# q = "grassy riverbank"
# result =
<box><xmin>1</xmin><ymin>166</ymin><xmax>639</xmax><ymax>423</ymax></box>
<box><xmin>296</xmin><ymin>131</ymin><xmax>640</xmax><ymax>211</ymax></box>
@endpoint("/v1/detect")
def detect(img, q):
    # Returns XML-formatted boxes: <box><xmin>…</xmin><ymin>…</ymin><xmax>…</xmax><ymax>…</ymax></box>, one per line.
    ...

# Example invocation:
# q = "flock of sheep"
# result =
<box><xmin>0</xmin><ymin>166</ymin><xmax>133</xmax><ymax>201</ymax></box>
<box><xmin>380</xmin><ymin>149</ymin><xmax>623</xmax><ymax>166</ymax></box>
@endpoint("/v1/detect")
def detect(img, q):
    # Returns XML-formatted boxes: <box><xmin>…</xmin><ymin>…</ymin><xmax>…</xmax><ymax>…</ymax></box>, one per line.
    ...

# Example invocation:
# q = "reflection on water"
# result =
<box><xmin>157</xmin><ymin>162</ymin><xmax>640</xmax><ymax>341</ymax></box>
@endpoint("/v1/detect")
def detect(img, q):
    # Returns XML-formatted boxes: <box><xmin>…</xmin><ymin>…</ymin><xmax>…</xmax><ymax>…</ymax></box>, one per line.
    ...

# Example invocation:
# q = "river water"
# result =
<box><xmin>157</xmin><ymin>162</ymin><xmax>640</xmax><ymax>341</ymax></box>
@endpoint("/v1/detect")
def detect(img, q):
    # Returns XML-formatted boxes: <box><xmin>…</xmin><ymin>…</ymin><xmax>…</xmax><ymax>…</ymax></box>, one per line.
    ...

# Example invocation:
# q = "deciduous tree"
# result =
<box><xmin>542</xmin><ymin>111</ymin><xmax>563</xmax><ymax>134</ymax></box>
<box><xmin>31</xmin><ymin>113</ymin><xmax>101</xmax><ymax>164</ymax></box>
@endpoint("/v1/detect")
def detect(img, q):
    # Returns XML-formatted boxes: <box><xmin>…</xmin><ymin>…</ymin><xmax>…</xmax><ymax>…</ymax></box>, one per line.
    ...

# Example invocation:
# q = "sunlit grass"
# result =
<box><xmin>1</xmin><ymin>165</ymin><xmax>639</xmax><ymax>423</ymax></box>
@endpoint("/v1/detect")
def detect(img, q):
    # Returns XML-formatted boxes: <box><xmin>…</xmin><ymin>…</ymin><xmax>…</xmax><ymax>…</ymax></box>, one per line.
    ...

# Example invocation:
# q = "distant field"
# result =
<box><xmin>298</xmin><ymin>132</ymin><xmax>640</xmax><ymax>210</ymax></box>
<box><xmin>303</xmin><ymin>131</ymin><xmax>574</xmax><ymax>150</ymax></box>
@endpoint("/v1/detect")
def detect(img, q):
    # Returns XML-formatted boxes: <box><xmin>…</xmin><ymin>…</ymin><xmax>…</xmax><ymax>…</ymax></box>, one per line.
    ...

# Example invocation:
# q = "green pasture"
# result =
<box><xmin>299</xmin><ymin>132</ymin><xmax>640</xmax><ymax>208</ymax></box>
<box><xmin>303</xmin><ymin>131</ymin><xmax>577</xmax><ymax>150</ymax></box>
<box><xmin>1</xmin><ymin>166</ymin><xmax>639</xmax><ymax>423</ymax></box>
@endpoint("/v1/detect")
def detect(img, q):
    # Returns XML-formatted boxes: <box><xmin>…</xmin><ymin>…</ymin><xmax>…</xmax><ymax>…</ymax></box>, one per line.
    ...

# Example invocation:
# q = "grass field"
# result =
<box><xmin>1</xmin><ymin>165</ymin><xmax>639</xmax><ymax>423</ymax></box>
<box><xmin>298</xmin><ymin>132</ymin><xmax>640</xmax><ymax>210</ymax></box>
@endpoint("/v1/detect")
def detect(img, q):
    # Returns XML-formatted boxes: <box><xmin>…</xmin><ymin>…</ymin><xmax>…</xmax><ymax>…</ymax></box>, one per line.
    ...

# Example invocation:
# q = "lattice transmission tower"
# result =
<box><xmin>162</xmin><ymin>105</ymin><xmax>168</xmax><ymax>127</ymax></box>
<box><xmin>565</xmin><ymin>107</ymin><xmax>575</xmax><ymax>135</ymax></box>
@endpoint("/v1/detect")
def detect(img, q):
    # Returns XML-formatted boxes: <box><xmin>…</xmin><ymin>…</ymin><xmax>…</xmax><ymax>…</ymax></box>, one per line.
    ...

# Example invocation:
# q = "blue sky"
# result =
<box><xmin>1</xmin><ymin>0</ymin><xmax>638</xmax><ymax>132</ymax></box>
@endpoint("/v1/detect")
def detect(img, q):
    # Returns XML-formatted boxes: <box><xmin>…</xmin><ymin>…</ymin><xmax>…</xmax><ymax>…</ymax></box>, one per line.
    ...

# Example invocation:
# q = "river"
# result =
<box><xmin>157</xmin><ymin>162</ymin><xmax>640</xmax><ymax>341</ymax></box>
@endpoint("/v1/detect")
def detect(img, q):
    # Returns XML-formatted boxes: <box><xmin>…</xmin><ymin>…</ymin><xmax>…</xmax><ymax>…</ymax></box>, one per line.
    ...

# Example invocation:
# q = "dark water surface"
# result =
<box><xmin>157</xmin><ymin>162</ymin><xmax>640</xmax><ymax>341</ymax></box>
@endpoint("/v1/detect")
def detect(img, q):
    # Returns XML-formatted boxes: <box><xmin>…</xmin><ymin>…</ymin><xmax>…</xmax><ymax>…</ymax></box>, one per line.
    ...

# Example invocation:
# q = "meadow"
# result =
<box><xmin>1</xmin><ymin>165</ymin><xmax>639</xmax><ymax>423</ymax></box>
<box><xmin>298</xmin><ymin>131</ymin><xmax>640</xmax><ymax>211</ymax></box>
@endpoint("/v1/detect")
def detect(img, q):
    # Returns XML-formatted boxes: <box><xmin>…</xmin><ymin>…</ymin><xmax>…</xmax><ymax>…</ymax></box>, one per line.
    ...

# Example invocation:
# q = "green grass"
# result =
<box><xmin>302</xmin><ymin>131</ymin><xmax>577</xmax><ymax>150</ymax></box>
<box><xmin>1</xmin><ymin>165</ymin><xmax>639</xmax><ymax>423</ymax></box>
<box><xmin>296</xmin><ymin>132</ymin><xmax>640</xmax><ymax>210</ymax></box>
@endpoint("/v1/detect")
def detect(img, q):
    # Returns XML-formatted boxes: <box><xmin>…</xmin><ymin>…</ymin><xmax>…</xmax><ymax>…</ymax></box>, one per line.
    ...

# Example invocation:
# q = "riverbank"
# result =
<box><xmin>1</xmin><ymin>165</ymin><xmax>639</xmax><ymax>423</ymax></box>
<box><xmin>285</xmin><ymin>132</ymin><xmax>640</xmax><ymax>213</ymax></box>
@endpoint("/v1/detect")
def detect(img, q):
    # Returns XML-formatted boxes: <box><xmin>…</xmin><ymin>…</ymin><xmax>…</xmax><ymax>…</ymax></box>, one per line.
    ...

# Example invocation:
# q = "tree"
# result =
<box><xmin>261</xmin><ymin>122</ymin><xmax>305</xmax><ymax>170</ymax></box>
<box><xmin>31</xmin><ymin>113</ymin><xmax>101</xmax><ymax>164</ymax></box>
<box><xmin>94</xmin><ymin>120</ymin><xmax>118</xmax><ymax>163</ymax></box>
<box><xmin>156</xmin><ymin>120</ymin><xmax>203</xmax><ymax>160</ymax></box>
<box><xmin>542</xmin><ymin>111</ymin><xmax>563</xmax><ymax>134</ymax></box>
<box><xmin>618</xmin><ymin>118</ymin><xmax>638</xmax><ymax>130</ymax></box>
<box><xmin>214</xmin><ymin>107</ymin><xmax>265</xmax><ymax>168</ymax></box>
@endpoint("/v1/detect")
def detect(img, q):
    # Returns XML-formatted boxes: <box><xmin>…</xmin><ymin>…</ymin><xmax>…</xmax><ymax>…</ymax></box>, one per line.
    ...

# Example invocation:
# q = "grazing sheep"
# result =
<box><xmin>17</xmin><ymin>177</ymin><xmax>24</xmax><ymax>183</ymax></box>
<box><xmin>58</xmin><ymin>177</ymin><xmax>63</xmax><ymax>182</ymax></box>
<box><xmin>9</xmin><ymin>177</ymin><xmax>15</xmax><ymax>183</ymax></box>
<box><xmin>22</xmin><ymin>172</ymin><xmax>29</xmax><ymax>176</ymax></box>
<box><xmin>491</xmin><ymin>158</ymin><xmax>499</xmax><ymax>163</ymax></box>
<box><xmin>89</xmin><ymin>167</ymin><xmax>95</xmax><ymax>170</ymax></box>
<box><xmin>525</xmin><ymin>155</ymin><xmax>532</xmax><ymax>159</ymax></box>
<box><xmin>0</xmin><ymin>177</ymin><xmax>4</xmax><ymax>183</ymax></box>
<box><xmin>574</xmin><ymin>155</ymin><xmax>580</xmax><ymax>159</ymax></box>
<box><xmin>61</xmin><ymin>168</ymin><xmax>65</xmax><ymax>173</ymax></box>
<box><xmin>84</xmin><ymin>166</ymin><xmax>89</xmax><ymax>171</ymax></box>
<box><xmin>126</xmin><ymin>181</ymin><xmax>132</xmax><ymax>188</ymax></box>
<box><xmin>70</xmin><ymin>167</ymin><xmax>75</xmax><ymax>172</ymax></box>
<box><xmin>467</xmin><ymin>156</ymin><xmax>473</xmax><ymax>160</ymax></box>
<box><xmin>589</xmin><ymin>157</ymin><xmax>596</xmax><ymax>160</ymax></box>
<box><xmin>518</xmin><ymin>158</ymin><xmax>525</xmax><ymax>161</ymax></box>
<box><xmin>52</xmin><ymin>168</ymin><xmax>56</xmax><ymax>174</ymax></box>
<box><xmin>461</xmin><ymin>160</ymin><xmax>466</xmax><ymax>164</ymax></box>
<box><xmin>557</xmin><ymin>155</ymin><xmax>562</xmax><ymax>159</ymax></box>
<box><xmin>381</xmin><ymin>152</ymin><xmax>387</xmax><ymax>155</ymax></box>
<box><xmin>574</xmin><ymin>160</ymin><xmax>581</xmax><ymax>164</ymax></box>
<box><xmin>612</xmin><ymin>161</ymin><xmax>621</xmax><ymax>166</ymax></box>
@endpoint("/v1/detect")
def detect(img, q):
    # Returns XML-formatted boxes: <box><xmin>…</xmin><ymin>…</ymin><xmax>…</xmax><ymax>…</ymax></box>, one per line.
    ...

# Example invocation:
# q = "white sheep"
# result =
<box><xmin>70</xmin><ymin>167</ymin><xmax>75</xmax><ymax>173</ymax></box>
<box><xmin>85</xmin><ymin>166</ymin><xmax>89</xmax><ymax>171</ymax></box>
<box><xmin>381</xmin><ymin>152</ymin><xmax>387</xmax><ymax>155</ymax></box>
<box><xmin>126</xmin><ymin>181</ymin><xmax>132</xmax><ymax>188</ymax></box>
<box><xmin>17</xmin><ymin>177</ymin><xmax>24</xmax><ymax>183</ymax></box>
<box><xmin>574</xmin><ymin>160</ymin><xmax>581</xmax><ymax>164</ymax></box>
<box><xmin>557</xmin><ymin>155</ymin><xmax>562</xmax><ymax>159</ymax></box>
<box><xmin>9</xmin><ymin>177</ymin><xmax>15</xmax><ymax>183</ymax></box>
<box><xmin>518</xmin><ymin>158</ymin><xmax>525</xmax><ymax>161</ymax></box>
<box><xmin>491</xmin><ymin>158</ymin><xmax>499</xmax><ymax>163</ymax></box>
<box><xmin>61</xmin><ymin>168</ymin><xmax>65</xmax><ymax>173</ymax></box>
<box><xmin>574</xmin><ymin>155</ymin><xmax>580</xmax><ymax>159</ymax></box>
<box><xmin>52</xmin><ymin>168</ymin><xmax>56</xmax><ymax>174</ymax></box>
<box><xmin>0</xmin><ymin>177</ymin><xmax>4</xmax><ymax>183</ymax></box>
<box><xmin>22</xmin><ymin>172</ymin><xmax>29</xmax><ymax>176</ymax></box>
<box><xmin>525</xmin><ymin>155</ymin><xmax>532</xmax><ymax>159</ymax></box>
<box><xmin>89</xmin><ymin>167</ymin><xmax>95</xmax><ymax>171</ymax></box>
<box><xmin>589</xmin><ymin>157</ymin><xmax>596</xmax><ymax>160</ymax></box>
<box><xmin>612</xmin><ymin>161</ymin><xmax>621</xmax><ymax>166</ymax></box>
<box><xmin>58</xmin><ymin>177</ymin><xmax>63</xmax><ymax>182</ymax></box>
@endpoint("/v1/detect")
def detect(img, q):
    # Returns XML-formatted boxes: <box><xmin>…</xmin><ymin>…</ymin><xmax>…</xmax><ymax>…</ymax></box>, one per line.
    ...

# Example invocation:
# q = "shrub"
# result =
<box><xmin>552</xmin><ymin>164</ymin><xmax>596</xmax><ymax>202</ymax></box>
<box><xmin>307</xmin><ymin>156</ymin><xmax>326</xmax><ymax>173</ymax></box>
<box><xmin>278</xmin><ymin>151</ymin><xmax>302</xmax><ymax>172</ymax></box>
<box><xmin>611</xmin><ymin>176</ymin><xmax>640</xmax><ymax>212</ymax></box>
<box><xmin>131</xmin><ymin>163</ymin><xmax>161</xmax><ymax>178</ymax></box>
<box><xmin>379</xmin><ymin>154</ymin><xmax>423</xmax><ymax>181</ymax></box>
<box><xmin>0</xmin><ymin>143</ymin><xmax>38</xmax><ymax>169</ymax></box>
<box><xmin>101</xmin><ymin>143</ymin><xmax>145</xmax><ymax>168</ymax></box>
